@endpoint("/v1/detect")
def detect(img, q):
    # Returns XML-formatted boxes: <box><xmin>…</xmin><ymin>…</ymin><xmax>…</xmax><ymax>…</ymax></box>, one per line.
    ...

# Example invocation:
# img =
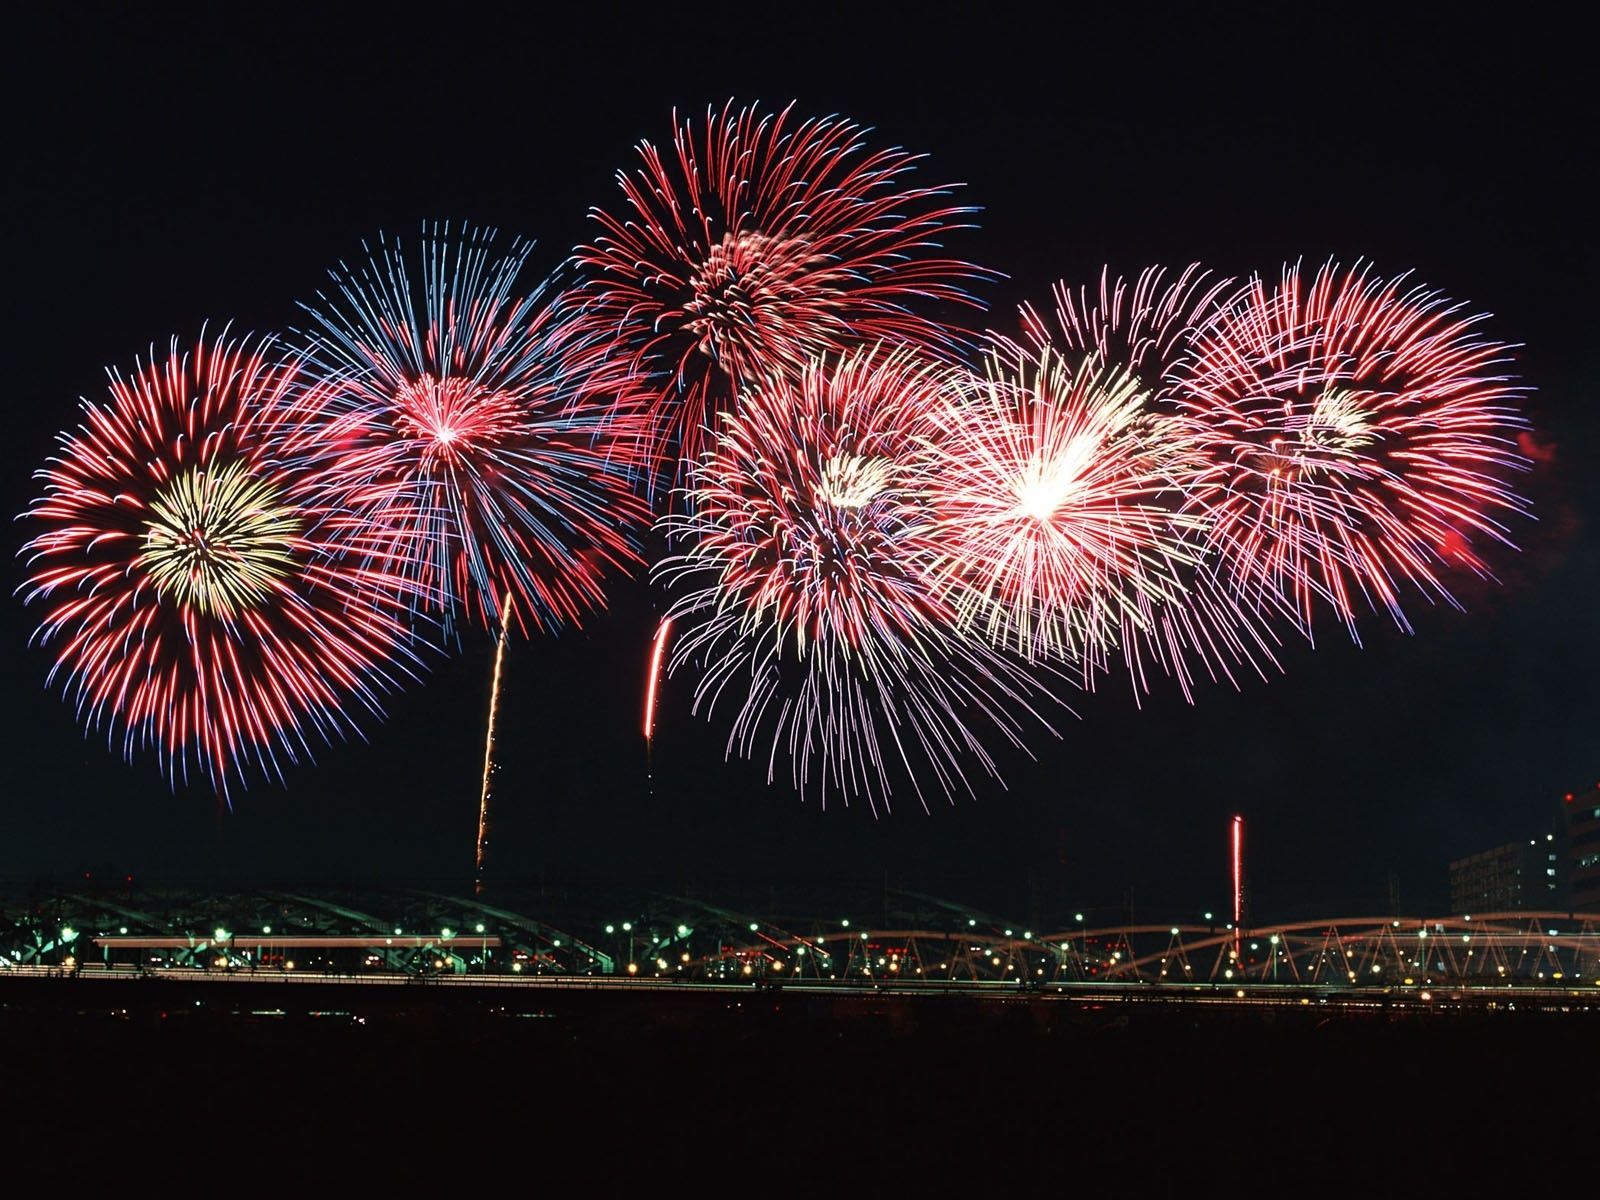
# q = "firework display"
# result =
<box><xmin>1168</xmin><ymin>260</ymin><xmax>1530</xmax><ymax>641</ymax></box>
<box><xmin>20</xmin><ymin>333</ymin><xmax>423</xmax><ymax>794</ymax></box>
<box><xmin>656</xmin><ymin>347</ymin><xmax>1062</xmax><ymax>811</ymax></box>
<box><xmin>571</xmin><ymin>100</ymin><xmax>993</xmax><ymax>480</ymax></box>
<box><xmin>293</xmin><ymin>222</ymin><xmax>650</xmax><ymax>641</ymax></box>
<box><xmin>17</xmin><ymin>101</ymin><xmax>1538</xmax><ymax>822</ymax></box>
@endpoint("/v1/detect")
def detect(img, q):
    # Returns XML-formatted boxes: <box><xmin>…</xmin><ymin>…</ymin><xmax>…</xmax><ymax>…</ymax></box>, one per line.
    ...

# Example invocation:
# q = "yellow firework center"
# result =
<box><xmin>1303</xmin><ymin>387</ymin><xmax>1377</xmax><ymax>452</ymax></box>
<box><xmin>816</xmin><ymin>454</ymin><xmax>894</xmax><ymax>509</ymax></box>
<box><xmin>1265</xmin><ymin>389</ymin><xmax>1379</xmax><ymax>479</ymax></box>
<box><xmin>140</xmin><ymin>462</ymin><xmax>300</xmax><ymax>616</ymax></box>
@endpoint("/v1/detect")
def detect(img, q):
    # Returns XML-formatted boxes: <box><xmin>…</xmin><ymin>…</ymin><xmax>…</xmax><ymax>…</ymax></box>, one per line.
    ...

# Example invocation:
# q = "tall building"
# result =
<box><xmin>1561</xmin><ymin>782</ymin><xmax>1600</xmax><ymax>913</ymax></box>
<box><xmin>1449</xmin><ymin>837</ymin><xmax>1560</xmax><ymax>914</ymax></box>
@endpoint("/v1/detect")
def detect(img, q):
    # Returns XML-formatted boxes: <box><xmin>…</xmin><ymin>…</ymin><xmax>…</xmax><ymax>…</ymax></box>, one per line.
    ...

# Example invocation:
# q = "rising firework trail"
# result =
<box><xmin>1232</xmin><ymin>814</ymin><xmax>1245</xmax><ymax>962</ymax></box>
<box><xmin>642</xmin><ymin>616</ymin><xmax>672</xmax><ymax>793</ymax></box>
<box><xmin>19</xmin><ymin>330</ymin><xmax>425</xmax><ymax>797</ymax></box>
<box><xmin>643</xmin><ymin>616</ymin><xmax>672</xmax><ymax>742</ymax></box>
<box><xmin>570</xmin><ymin>100</ymin><xmax>995</xmax><ymax>485</ymax></box>
<box><xmin>1169</xmin><ymin>259</ymin><xmax>1531</xmax><ymax>642</ymax></box>
<box><xmin>294</xmin><ymin>222</ymin><xmax>649</xmax><ymax>879</ymax></box>
<box><xmin>475</xmin><ymin>603</ymin><xmax>512</xmax><ymax>892</ymax></box>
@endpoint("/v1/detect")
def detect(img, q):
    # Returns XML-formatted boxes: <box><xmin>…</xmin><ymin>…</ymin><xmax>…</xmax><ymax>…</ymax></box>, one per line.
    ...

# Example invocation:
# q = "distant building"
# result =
<box><xmin>1450</xmin><ymin>783</ymin><xmax>1600</xmax><ymax>915</ymax></box>
<box><xmin>1560</xmin><ymin>782</ymin><xmax>1600</xmax><ymax>913</ymax></box>
<box><xmin>1449</xmin><ymin>837</ymin><xmax>1560</xmax><ymax>914</ymax></box>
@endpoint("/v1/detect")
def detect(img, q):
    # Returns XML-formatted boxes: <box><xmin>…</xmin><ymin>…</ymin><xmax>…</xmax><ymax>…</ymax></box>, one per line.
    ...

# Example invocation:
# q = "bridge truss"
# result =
<box><xmin>2</xmin><ymin>888</ymin><xmax>1594</xmax><ymax>992</ymax></box>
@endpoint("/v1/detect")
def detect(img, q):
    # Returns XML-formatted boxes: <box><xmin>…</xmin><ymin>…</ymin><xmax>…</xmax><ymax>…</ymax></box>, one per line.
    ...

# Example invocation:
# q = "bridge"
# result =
<box><xmin>2</xmin><ymin>886</ymin><xmax>1595</xmax><ymax>994</ymax></box>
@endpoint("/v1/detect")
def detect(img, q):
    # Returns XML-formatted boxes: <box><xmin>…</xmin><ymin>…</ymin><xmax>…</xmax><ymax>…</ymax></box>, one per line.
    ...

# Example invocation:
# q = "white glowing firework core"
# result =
<box><xmin>816</xmin><ymin>454</ymin><xmax>894</xmax><ymax>509</ymax></box>
<box><xmin>1012</xmin><ymin>434</ymin><xmax>1099</xmax><ymax>523</ymax></box>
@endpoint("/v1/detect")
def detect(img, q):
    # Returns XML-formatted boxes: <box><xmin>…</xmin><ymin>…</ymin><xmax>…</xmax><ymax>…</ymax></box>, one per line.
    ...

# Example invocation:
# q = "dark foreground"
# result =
<box><xmin>2</xmin><ymin>973</ymin><xmax>1594</xmax><ymax>1187</ymax></box>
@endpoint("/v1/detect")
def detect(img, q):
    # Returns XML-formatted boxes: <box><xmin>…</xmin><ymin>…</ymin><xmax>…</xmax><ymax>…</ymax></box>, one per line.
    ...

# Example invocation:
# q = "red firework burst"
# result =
<box><xmin>1169</xmin><ymin>260</ymin><xmax>1531</xmax><ymax>640</ymax></box>
<box><xmin>571</xmin><ymin>100</ymin><xmax>994</xmax><ymax>479</ymax></box>
<box><xmin>656</xmin><ymin>347</ymin><xmax>1061</xmax><ymax>812</ymax></box>
<box><xmin>20</xmin><ymin>331</ymin><xmax>424</xmax><ymax>795</ymax></box>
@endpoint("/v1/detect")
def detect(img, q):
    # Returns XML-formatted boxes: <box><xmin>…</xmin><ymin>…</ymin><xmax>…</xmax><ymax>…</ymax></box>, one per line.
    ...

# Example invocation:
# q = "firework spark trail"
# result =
<box><xmin>1021</xmin><ymin>263</ymin><xmax>1243</xmax><ymax>382</ymax></box>
<box><xmin>474</xmin><ymin>602</ymin><xmax>512</xmax><ymax>892</ymax></box>
<box><xmin>19</xmin><ymin>330</ymin><xmax>425</xmax><ymax>797</ymax></box>
<box><xmin>643</xmin><ymin>616</ymin><xmax>672</xmax><ymax>741</ymax></box>
<box><xmin>570</xmin><ymin>100</ymin><xmax>996</xmax><ymax>485</ymax></box>
<box><xmin>1168</xmin><ymin>259</ymin><xmax>1532</xmax><ymax>642</ymax></box>
<box><xmin>656</xmin><ymin>346</ymin><xmax>1066</xmax><ymax>813</ymax></box>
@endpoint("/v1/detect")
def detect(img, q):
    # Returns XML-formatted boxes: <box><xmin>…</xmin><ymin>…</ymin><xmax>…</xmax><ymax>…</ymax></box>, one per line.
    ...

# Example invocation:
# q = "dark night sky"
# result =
<box><xmin>2</xmin><ymin>5</ymin><xmax>1594</xmax><ymax>922</ymax></box>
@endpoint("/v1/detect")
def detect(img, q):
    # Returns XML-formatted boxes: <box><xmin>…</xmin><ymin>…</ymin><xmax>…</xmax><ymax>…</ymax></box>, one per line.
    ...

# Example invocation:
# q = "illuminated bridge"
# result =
<box><xmin>3</xmin><ymin>886</ymin><xmax>1595</xmax><ymax>997</ymax></box>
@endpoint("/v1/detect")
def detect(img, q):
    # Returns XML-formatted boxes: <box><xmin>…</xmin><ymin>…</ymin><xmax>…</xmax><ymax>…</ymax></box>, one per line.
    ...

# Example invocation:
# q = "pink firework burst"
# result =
<box><xmin>1169</xmin><ymin>260</ymin><xmax>1532</xmax><ymax>641</ymax></box>
<box><xmin>656</xmin><ymin>346</ymin><xmax>1062</xmax><ymax>813</ymax></box>
<box><xmin>571</xmin><ymin>100</ymin><xmax>994</xmax><ymax>480</ymax></box>
<box><xmin>19</xmin><ymin>331</ymin><xmax>424</xmax><ymax>796</ymax></box>
<box><xmin>293</xmin><ymin>223</ymin><xmax>651</xmax><ymax>640</ymax></box>
<box><xmin>924</xmin><ymin>340</ymin><xmax>1218</xmax><ymax>678</ymax></box>
<box><xmin>995</xmin><ymin>266</ymin><xmax>1284</xmax><ymax>697</ymax></box>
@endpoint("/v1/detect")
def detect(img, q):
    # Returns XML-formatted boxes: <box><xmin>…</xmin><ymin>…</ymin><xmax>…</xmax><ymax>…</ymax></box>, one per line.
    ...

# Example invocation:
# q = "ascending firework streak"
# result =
<box><xmin>657</xmin><ymin>346</ymin><xmax>1064</xmax><ymax>813</ymax></box>
<box><xmin>476</xmin><ymin>603</ymin><xmax>512</xmax><ymax>878</ymax></box>
<box><xmin>1169</xmin><ymin>259</ymin><xmax>1531</xmax><ymax>642</ymax></box>
<box><xmin>293</xmin><ymin>222</ymin><xmax>648</xmax><ymax>881</ymax></box>
<box><xmin>642</xmin><ymin>616</ymin><xmax>672</xmax><ymax>791</ymax></box>
<box><xmin>643</xmin><ymin>616</ymin><xmax>672</xmax><ymax>742</ymax></box>
<box><xmin>570</xmin><ymin>99</ymin><xmax>994</xmax><ymax>484</ymax></box>
<box><xmin>19</xmin><ymin>330</ymin><xmax>425</xmax><ymax>796</ymax></box>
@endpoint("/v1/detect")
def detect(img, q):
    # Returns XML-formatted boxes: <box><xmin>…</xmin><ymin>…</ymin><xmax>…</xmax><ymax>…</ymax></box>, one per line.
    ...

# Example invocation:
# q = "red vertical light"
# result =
<box><xmin>1232</xmin><ymin>814</ymin><xmax>1244</xmax><ymax>958</ymax></box>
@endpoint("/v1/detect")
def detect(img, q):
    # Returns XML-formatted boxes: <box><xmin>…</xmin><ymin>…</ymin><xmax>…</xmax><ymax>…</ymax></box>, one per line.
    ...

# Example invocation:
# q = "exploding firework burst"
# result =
<box><xmin>293</xmin><ymin>221</ymin><xmax>650</xmax><ymax>641</ymax></box>
<box><xmin>19</xmin><ymin>331</ymin><xmax>423</xmax><ymax>795</ymax></box>
<box><xmin>1169</xmin><ymin>260</ymin><xmax>1531</xmax><ymax>640</ymax></box>
<box><xmin>571</xmin><ymin>100</ymin><xmax>994</xmax><ymax>479</ymax></box>
<box><xmin>994</xmin><ymin>266</ymin><xmax>1284</xmax><ymax>697</ymax></box>
<box><xmin>656</xmin><ymin>346</ymin><xmax>1061</xmax><ymax>812</ymax></box>
<box><xmin>923</xmin><ymin>341</ymin><xmax>1212</xmax><ymax>676</ymax></box>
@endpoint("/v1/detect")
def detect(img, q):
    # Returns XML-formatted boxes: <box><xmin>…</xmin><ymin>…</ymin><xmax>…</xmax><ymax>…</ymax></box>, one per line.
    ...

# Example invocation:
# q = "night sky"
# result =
<box><xmin>3</xmin><ymin>6</ymin><xmax>1593</xmax><ymax>923</ymax></box>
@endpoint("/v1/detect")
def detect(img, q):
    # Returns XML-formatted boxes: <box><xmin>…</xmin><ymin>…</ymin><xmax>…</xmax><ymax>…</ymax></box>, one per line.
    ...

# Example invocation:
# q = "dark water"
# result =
<box><xmin>2</xmin><ymin>977</ymin><xmax>1592</xmax><ymax>1186</ymax></box>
